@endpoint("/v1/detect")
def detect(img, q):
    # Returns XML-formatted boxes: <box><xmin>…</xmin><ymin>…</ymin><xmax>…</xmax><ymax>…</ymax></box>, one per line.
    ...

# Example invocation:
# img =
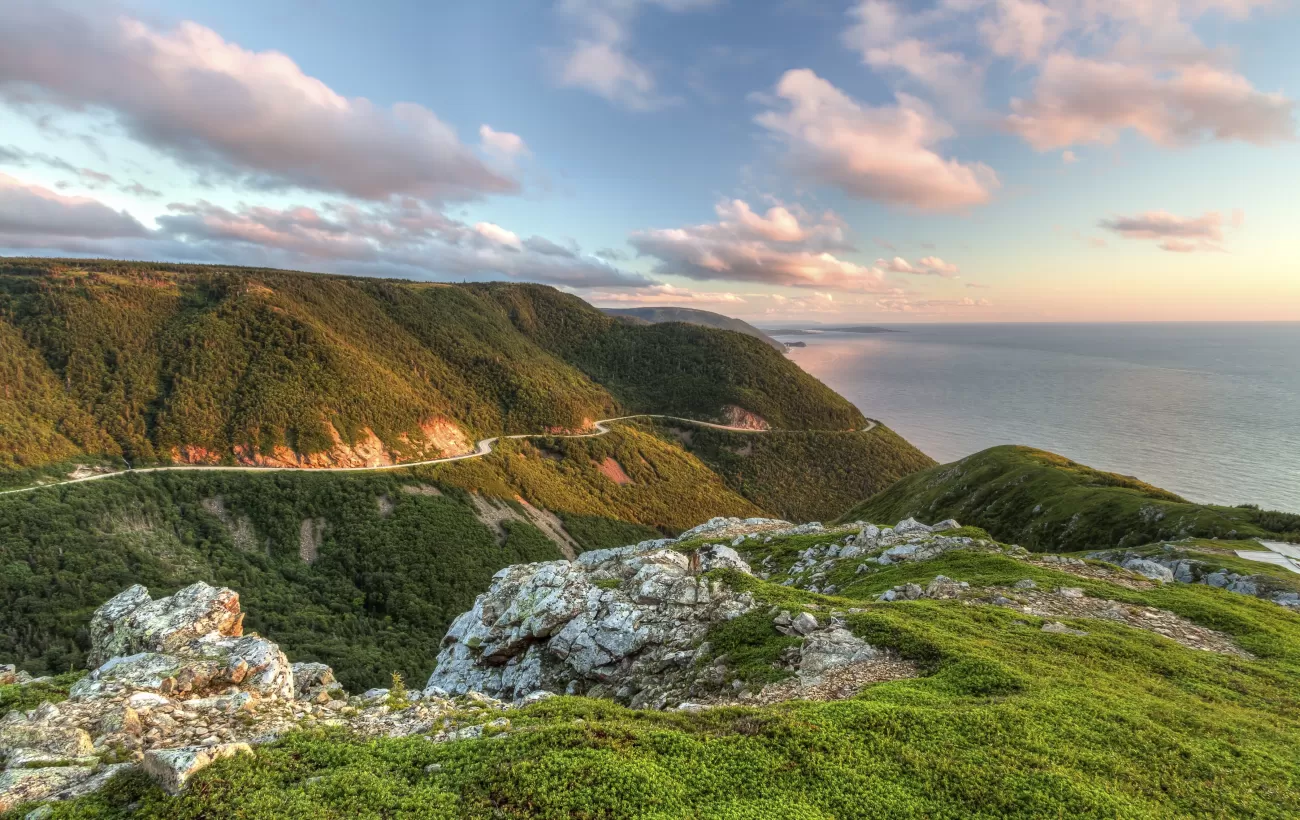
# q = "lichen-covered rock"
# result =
<box><xmin>1122</xmin><ymin>558</ymin><xmax>1174</xmax><ymax>582</ymax></box>
<box><xmin>427</xmin><ymin>543</ymin><xmax>757</xmax><ymax>704</ymax></box>
<box><xmin>291</xmin><ymin>663</ymin><xmax>337</xmax><ymax>703</ymax></box>
<box><xmin>87</xmin><ymin>583</ymin><xmax>244</xmax><ymax>668</ymax></box>
<box><xmin>71</xmin><ymin>633</ymin><xmax>293</xmax><ymax>701</ymax></box>
<box><xmin>0</xmin><ymin>703</ymin><xmax>95</xmax><ymax>759</ymax></box>
<box><xmin>142</xmin><ymin>742</ymin><xmax>253</xmax><ymax>794</ymax></box>
<box><xmin>0</xmin><ymin>766</ymin><xmax>95</xmax><ymax>812</ymax></box>
<box><xmin>0</xmin><ymin>665</ymin><xmax>16</xmax><ymax>686</ymax></box>
<box><xmin>798</xmin><ymin>627</ymin><xmax>878</xmax><ymax>681</ymax></box>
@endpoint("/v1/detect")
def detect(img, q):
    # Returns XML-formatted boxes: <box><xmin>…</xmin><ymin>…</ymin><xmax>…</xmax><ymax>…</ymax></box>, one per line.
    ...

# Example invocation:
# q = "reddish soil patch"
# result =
<box><xmin>597</xmin><ymin>457</ymin><xmax>633</xmax><ymax>485</ymax></box>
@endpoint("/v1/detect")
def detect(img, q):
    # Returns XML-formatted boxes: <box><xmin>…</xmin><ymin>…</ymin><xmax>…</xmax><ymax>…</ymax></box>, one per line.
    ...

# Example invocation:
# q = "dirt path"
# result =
<box><xmin>0</xmin><ymin>416</ymin><xmax>879</xmax><ymax>497</ymax></box>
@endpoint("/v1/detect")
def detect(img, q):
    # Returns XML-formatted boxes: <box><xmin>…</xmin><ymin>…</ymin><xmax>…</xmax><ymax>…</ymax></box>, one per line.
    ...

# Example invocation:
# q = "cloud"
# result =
<box><xmin>1098</xmin><ymin>209</ymin><xmax>1242</xmax><ymax>252</ymax></box>
<box><xmin>965</xmin><ymin>282</ymin><xmax>991</xmax><ymax>288</ymax></box>
<box><xmin>876</xmin><ymin>255</ymin><xmax>960</xmax><ymax>276</ymax></box>
<box><xmin>875</xmin><ymin>295</ymin><xmax>991</xmax><ymax>312</ymax></box>
<box><xmin>755</xmin><ymin>69</ymin><xmax>999</xmax><ymax>210</ymax></box>
<box><xmin>0</xmin><ymin>173</ymin><xmax>652</xmax><ymax>288</ymax></box>
<box><xmin>844</xmin><ymin>5</ymin><xmax>985</xmax><ymax>114</ymax></box>
<box><xmin>1062</xmin><ymin>150</ymin><xmax>1077</xmax><ymax>163</ymax></box>
<box><xmin>0</xmin><ymin>173</ymin><xmax>149</xmax><ymax>240</ymax></box>
<box><xmin>595</xmin><ymin>247</ymin><xmax>628</xmax><ymax>261</ymax></box>
<box><xmin>479</xmin><ymin>125</ymin><xmax>530</xmax><ymax>159</ymax></box>
<box><xmin>629</xmin><ymin>197</ymin><xmax>888</xmax><ymax>290</ymax></box>
<box><xmin>474</xmin><ymin>222</ymin><xmax>524</xmax><ymax>250</ymax></box>
<box><xmin>553</xmin><ymin>0</ymin><xmax>718</xmax><ymax>110</ymax></box>
<box><xmin>0</xmin><ymin>4</ymin><xmax>515</xmax><ymax>202</ymax></box>
<box><xmin>1008</xmin><ymin>55</ymin><xmax>1295</xmax><ymax>149</ymax></box>
<box><xmin>978</xmin><ymin>0</ymin><xmax>1064</xmax><ymax>63</ymax></box>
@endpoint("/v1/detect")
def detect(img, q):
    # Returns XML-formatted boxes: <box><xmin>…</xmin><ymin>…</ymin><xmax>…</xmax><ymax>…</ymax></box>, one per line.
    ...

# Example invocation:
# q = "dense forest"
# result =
<box><xmin>0</xmin><ymin>425</ymin><xmax>771</xmax><ymax>690</ymax></box>
<box><xmin>0</xmin><ymin>259</ymin><xmax>863</xmax><ymax>476</ymax></box>
<box><xmin>642</xmin><ymin>420</ymin><xmax>935</xmax><ymax>522</ymax></box>
<box><xmin>841</xmin><ymin>445</ymin><xmax>1300</xmax><ymax>550</ymax></box>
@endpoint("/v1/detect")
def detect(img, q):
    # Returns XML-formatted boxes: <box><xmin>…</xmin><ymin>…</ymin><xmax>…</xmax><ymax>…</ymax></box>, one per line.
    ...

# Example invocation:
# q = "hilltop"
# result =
<box><xmin>601</xmin><ymin>306</ymin><xmax>786</xmax><ymax>351</ymax></box>
<box><xmin>0</xmin><ymin>259</ymin><xmax>863</xmax><ymax>479</ymax></box>
<box><xmin>839</xmin><ymin>444</ymin><xmax>1300</xmax><ymax>550</ymax></box>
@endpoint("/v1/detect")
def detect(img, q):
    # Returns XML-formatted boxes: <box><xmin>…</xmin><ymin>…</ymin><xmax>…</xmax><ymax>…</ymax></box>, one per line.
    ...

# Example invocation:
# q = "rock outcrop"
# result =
<box><xmin>426</xmin><ymin>543</ymin><xmax>759</xmax><ymax>708</ymax></box>
<box><xmin>0</xmin><ymin>583</ymin><xmax>522</xmax><ymax>813</ymax></box>
<box><xmin>1087</xmin><ymin>546</ymin><xmax>1300</xmax><ymax>608</ymax></box>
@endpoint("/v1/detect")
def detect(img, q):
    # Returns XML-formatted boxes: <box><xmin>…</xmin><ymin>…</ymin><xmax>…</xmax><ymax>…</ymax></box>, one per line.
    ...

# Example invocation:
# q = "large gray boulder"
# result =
<box><xmin>142</xmin><ymin>743</ymin><xmax>253</xmax><ymax>795</ymax></box>
<box><xmin>799</xmin><ymin>627</ymin><xmax>879</xmax><ymax>681</ymax></box>
<box><xmin>74</xmin><ymin>583</ymin><xmax>293</xmax><ymax>701</ymax></box>
<box><xmin>87</xmin><ymin>583</ymin><xmax>244</xmax><ymax>667</ymax></box>
<box><xmin>427</xmin><ymin>545</ymin><xmax>756</xmax><ymax>704</ymax></box>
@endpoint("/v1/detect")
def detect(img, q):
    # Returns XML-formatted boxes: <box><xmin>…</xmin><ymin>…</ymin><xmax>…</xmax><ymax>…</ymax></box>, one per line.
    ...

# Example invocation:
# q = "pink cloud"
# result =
<box><xmin>1008</xmin><ymin>55</ymin><xmax>1294</xmax><ymax>149</ymax></box>
<box><xmin>479</xmin><ymin>125</ymin><xmax>530</xmax><ymax>159</ymax></box>
<box><xmin>0</xmin><ymin>172</ymin><xmax>149</xmax><ymax>239</ymax></box>
<box><xmin>0</xmin><ymin>5</ymin><xmax>515</xmax><ymax>201</ymax></box>
<box><xmin>755</xmin><ymin>69</ymin><xmax>999</xmax><ymax>210</ymax></box>
<box><xmin>1098</xmin><ymin>209</ymin><xmax>1242</xmax><ymax>252</ymax></box>
<box><xmin>586</xmin><ymin>283</ymin><xmax>746</xmax><ymax>304</ymax></box>
<box><xmin>877</xmin><ymin>255</ymin><xmax>960</xmax><ymax>276</ymax></box>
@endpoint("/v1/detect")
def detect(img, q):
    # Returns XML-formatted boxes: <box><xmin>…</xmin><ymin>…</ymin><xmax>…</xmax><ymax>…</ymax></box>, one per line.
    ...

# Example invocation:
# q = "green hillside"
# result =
<box><xmin>646</xmin><ymin>419</ymin><xmax>936</xmax><ymax>522</ymax></box>
<box><xmin>0</xmin><ymin>425</ymin><xmax>761</xmax><ymax>691</ymax></box>
<box><xmin>0</xmin><ymin>259</ymin><xmax>862</xmax><ymax>479</ymax></box>
<box><xmin>838</xmin><ymin>445</ymin><xmax>1300</xmax><ymax>550</ymax></box>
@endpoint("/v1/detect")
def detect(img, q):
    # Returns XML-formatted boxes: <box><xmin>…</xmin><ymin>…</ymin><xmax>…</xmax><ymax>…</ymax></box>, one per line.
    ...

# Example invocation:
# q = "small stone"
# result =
<box><xmin>1013</xmin><ymin>579</ymin><xmax>1037</xmax><ymax>590</ymax></box>
<box><xmin>791</xmin><ymin>612</ymin><xmax>819</xmax><ymax>636</ymax></box>
<box><xmin>1042</xmin><ymin>621</ymin><xmax>1089</xmax><ymax>636</ymax></box>
<box><xmin>1056</xmin><ymin>587</ymin><xmax>1085</xmax><ymax>598</ymax></box>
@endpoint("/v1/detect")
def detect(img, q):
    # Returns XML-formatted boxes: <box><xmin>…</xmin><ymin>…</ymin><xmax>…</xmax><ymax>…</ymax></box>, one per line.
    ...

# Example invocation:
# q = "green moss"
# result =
<box><xmin>0</xmin><ymin>671</ymin><xmax>82</xmax><ymax>713</ymax></box>
<box><xmin>839</xmin><ymin>445</ymin><xmax>1298</xmax><ymax>550</ymax></box>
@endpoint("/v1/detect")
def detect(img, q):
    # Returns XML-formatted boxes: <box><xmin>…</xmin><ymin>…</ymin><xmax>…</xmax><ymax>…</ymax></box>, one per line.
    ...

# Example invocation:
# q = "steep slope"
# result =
<box><xmin>0</xmin><ymin>259</ymin><xmax>864</xmax><ymax>476</ymax></box>
<box><xmin>601</xmin><ymin>306</ymin><xmax>786</xmax><ymax>351</ymax></box>
<box><xmin>476</xmin><ymin>283</ymin><xmax>866</xmax><ymax>431</ymax></box>
<box><xmin>0</xmin><ymin>425</ymin><xmax>760</xmax><ymax>690</ymax></box>
<box><xmin>838</xmin><ymin>445</ymin><xmax>1299</xmax><ymax>550</ymax></box>
<box><xmin>646</xmin><ymin>419</ymin><xmax>936</xmax><ymax>522</ymax></box>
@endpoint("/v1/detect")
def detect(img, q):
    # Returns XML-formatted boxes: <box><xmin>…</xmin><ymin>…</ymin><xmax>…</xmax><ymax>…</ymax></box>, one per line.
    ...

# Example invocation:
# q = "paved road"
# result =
<box><xmin>0</xmin><ymin>415</ymin><xmax>879</xmax><ymax>497</ymax></box>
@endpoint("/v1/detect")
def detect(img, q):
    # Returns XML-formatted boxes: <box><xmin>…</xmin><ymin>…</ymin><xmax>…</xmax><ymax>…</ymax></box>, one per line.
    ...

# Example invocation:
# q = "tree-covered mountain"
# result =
<box><xmin>839</xmin><ymin>445</ymin><xmax>1300</xmax><ymax>550</ymax></box>
<box><xmin>601</xmin><ymin>306</ymin><xmax>787</xmax><ymax>351</ymax></box>
<box><xmin>0</xmin><ymin>259</ymin><xmax>863</xmax><ymax>476</ymax></box>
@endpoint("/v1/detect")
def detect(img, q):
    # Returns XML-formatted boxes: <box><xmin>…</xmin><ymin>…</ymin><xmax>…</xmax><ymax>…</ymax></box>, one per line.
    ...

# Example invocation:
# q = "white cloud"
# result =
<box><xmin>0</xmin><ymin>4</ymin><xmax>514</xmax><ymax>201</ymax></box>
<box><xmin>0</xmin><ymin>172</ymin><xmax>149</xmax><ymax>240</ymax></box>
<box><xmin>479</xmin><ymin>125</ymin><xmax>530</xmax><ymax>159</ymax></box>
<box><xmin>877</xmin><ymin>255</ymin><xmax>960</xmax><ymax>276</ymax></box>
<box><xmin>474</xmin><ymin>221</ymin><xmax>524</xmax><ymax>250</ymax></box>
<box><xmin>553</xmin><ymin>0</ymin><xmax>718</xmax><ymax>110</ymax></box>
<box><xmin>586</xmin><ymin>283</ymin><xmax>747</xmax><ymax>304</ymax></box>
<box><xmin>755</xmin><ymin>69</ymin><xmax>999</xmax><ymax>211</ymax></box>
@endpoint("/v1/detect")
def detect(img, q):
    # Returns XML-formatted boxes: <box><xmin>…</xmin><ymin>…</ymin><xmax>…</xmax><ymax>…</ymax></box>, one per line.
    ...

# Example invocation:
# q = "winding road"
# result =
<box><xmin>0</xmin><ymin>415</ymin><xmax>879</xmax><ymax>497</ymax></box>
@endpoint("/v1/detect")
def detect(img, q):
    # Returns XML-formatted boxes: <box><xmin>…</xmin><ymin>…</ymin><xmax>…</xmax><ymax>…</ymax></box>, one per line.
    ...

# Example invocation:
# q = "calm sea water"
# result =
<box><xmin>781</xmin><ymin>323</ymin><xmax>1300</xmax><ymax>512</ymax></box>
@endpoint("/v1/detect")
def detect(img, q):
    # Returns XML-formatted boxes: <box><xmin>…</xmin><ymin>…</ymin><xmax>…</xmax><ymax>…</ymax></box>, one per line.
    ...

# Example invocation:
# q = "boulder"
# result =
<box><xmin>291</xmin><ymin>662</ymin><xmax>338</xmax><ymax>703</ymax></box>
<box><xmin>427</xmin><ymin>541</ymin><xmax>757</xmax><ymax>704</ymax></box>
<box><xmin>0</xmin><ymin>704</ymin><xmax>95</xmax><ymax>759</ymax></box>
<box><xmin>0</xmin><ymin>767</ymin><xmax>96</xmax><ymax>813</ymax></box>
<box><xmin>87</xmin><ymin>583</ymin><xmax>244</xmax><ymax>668</ymax></box>
<box><xmin>0</xmin><ymin>665</ymin><xmax>15</xmax><ymax>686</ymax></box>
<box><xmin>142</xmin><ymin>743</ymin><xmax>253</xmax><ymax>795</ymax></box>
<box><xmin>932</xmin><ymin>519</ymin><xmax>961</xmax><ymax>532</ymax></box>
<box><xmin>791</xmin><ymin>612</ymin><xmax>819</xmax><ymax>636</ymax></box>
<box><xmin>798</xmin><ymin>627</ymin><xmax>878</xmax><ymax>681</ymax></box>
<box><xmin>1122</xmin><ymin>558</ymin><xmax>1174</xmax><ymax>582</ymax></box>
<box><xmin>893</xmin><ymin>518</ymin><xmax>932</xmax><ymax>536</ymax></box>
<box><xmin>71</xmin><ymin>633</ymin><xmax>293</xmax><ymax>701</ymax></box>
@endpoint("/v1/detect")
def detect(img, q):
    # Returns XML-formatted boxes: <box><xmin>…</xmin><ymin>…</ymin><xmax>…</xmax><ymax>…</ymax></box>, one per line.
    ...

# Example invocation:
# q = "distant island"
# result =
<box><xmin>602</xmin><ymin>306</ymin><xmax>787</xmax><ymax>351</ymax></box>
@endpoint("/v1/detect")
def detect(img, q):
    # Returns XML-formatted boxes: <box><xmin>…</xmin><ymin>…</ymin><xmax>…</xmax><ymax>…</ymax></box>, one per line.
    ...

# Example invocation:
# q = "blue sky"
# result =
<box><xmin>1</xmin><ymin>0</ymin><xmax>1297</xmax><ymax>321</ymax></box>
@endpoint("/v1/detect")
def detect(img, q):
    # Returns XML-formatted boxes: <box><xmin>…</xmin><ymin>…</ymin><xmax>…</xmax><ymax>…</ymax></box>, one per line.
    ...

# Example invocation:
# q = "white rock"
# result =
<box><xmin>143</xmin><ymin>743</ymin><xmax>253</xmax><ymax>795</ymax></box>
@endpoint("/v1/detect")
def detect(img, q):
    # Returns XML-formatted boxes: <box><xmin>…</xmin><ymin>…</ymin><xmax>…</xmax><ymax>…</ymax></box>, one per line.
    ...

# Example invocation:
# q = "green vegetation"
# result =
<box><xmin>0</xmin><ymin>259</ymin><xmax>862</xmax><ymax>477</ymax></box>
<box><xmin>0</xmin><ymin>425</ymin><xmax>762</xmax><ymax>690</ymax></box>
<box><xmin>839</xmin><ymin>445</ymin><xmax>1299</xmax><ymax>550</ymax></box>
<box><xmin>39</xmin><ymin>531</ymin><xmax>1300</xmax><ymax>818</ymax></box>
<box><xmin>649</xmin><ymin>420</ymin><xmax>935</xmax><ymax>522</ymax></box>
<box><xmin>0</xmin><ymin>671</ymin><xmax>80</xmax><ymax>714</ymax></box>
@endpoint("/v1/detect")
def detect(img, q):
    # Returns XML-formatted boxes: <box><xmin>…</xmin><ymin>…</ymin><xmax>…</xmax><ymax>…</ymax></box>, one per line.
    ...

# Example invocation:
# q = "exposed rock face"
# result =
<box><xmin>87</xmin><ymin>583</ymin><xmax>244</xmax><ymax>668</ymax></box>
<box><xmin>426</xmin><ymin>543</ymin><xmax>758</xmax><ymax>706</ymax></box>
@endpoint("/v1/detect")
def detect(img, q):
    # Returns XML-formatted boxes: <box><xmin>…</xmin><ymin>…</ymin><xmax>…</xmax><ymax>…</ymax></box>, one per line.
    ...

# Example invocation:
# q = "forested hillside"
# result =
<box><xmin>0</xmin><ymin>259</ymin><xmax>863</xmax><ymax>477</ymax></box>
<box><xmin>840</xmin><ymin>445</ymin><xmax>1300</xmax><ymax>550</ymax></box>
<box><xmin>601</xmin><ymin>306</ymin><xmax>786</xmax><ymax>351</ymax></box>
<box><xmin>0</xmin><ymin>425</ymin><xmax>764</xmax><ymax>690</ymax></box>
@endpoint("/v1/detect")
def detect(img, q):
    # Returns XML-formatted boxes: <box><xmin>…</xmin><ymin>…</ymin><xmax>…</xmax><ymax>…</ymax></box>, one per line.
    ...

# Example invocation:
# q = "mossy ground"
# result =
<box><xmin>30</xmin><ymin>533</ymin><xmax>1300</xmax><ymax>819</ymax></box>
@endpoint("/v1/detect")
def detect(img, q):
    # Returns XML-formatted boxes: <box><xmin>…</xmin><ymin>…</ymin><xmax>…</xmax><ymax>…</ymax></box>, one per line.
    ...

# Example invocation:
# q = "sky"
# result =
<box><xmin>0</xmin><ymin>0</ymin><xmax>1297</xmax><ymax>323</ymax></box>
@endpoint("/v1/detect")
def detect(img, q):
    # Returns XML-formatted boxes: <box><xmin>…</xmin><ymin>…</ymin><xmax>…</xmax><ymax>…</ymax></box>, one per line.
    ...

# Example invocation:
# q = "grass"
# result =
<box><xmin>839</xmin><ymin>445</ymin><xmax>1300</xmax><ymax>551</ymax></box>
<box><xmin>36</xmin><ymin>539</ymin><xmax>1300</xmax><ymax>818</ymax></box>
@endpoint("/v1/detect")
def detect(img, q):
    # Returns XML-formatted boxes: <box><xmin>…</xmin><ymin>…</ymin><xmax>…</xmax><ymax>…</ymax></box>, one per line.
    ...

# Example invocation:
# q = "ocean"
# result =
<box><xmin>780</xmin><ymin>322</ymin><xmax>1300</xmax><ymax>513</ymax></box>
